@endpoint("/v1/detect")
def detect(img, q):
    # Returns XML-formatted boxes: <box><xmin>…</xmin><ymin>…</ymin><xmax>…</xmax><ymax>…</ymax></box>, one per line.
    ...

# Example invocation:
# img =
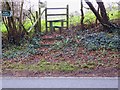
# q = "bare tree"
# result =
<box><xmin>2</xmin><ymin>0</ymin><xmax>28</xmax><ymax>45</ymax></box>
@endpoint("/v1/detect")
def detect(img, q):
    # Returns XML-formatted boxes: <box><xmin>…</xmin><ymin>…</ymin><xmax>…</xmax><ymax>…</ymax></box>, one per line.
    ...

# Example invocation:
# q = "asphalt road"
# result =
<box><xmin>1</xmin><ymin>77</ymin><xmax>119</xmax><ymax>88</ymax></box>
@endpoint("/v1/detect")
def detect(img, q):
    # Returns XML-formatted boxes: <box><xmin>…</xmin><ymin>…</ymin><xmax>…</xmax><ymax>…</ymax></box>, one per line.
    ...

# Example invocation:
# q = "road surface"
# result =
<box><xmin>1</xmin><ymin>77</ymin><xmax>119</xmax><ymax>88</ymax></box>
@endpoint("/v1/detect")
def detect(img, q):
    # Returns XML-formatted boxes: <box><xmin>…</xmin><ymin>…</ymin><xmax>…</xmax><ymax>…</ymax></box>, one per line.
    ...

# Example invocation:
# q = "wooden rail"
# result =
<box><xmin>45</xmin><ymin>5</ymin><xmax>69</xmax><ymax>33</ymax></box>
<box><xmin>28</xmin><ymin>9</ymin><xmax>45</xmax><ymax>33</ymax></box>
<box><xmin>47</xmin><ymin>8</ymin><xmax>67</xmax><ymax>9</ymax></box>
<box><xmin>47</xmin><ymin>14</ymin><xmax>67</xmax><ymax>16</ymax></box>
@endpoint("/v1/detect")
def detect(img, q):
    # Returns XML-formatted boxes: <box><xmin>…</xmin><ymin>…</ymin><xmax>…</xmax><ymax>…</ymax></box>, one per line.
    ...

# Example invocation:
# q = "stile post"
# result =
<box><xmin>35</xmin><ymin>11</ymin><xmax>39</xmax><ymax>33</ymax></box>
<box><xmin>45</xmin><ymin>8</ymin><xmax>48</xmax><ymax>33</ymax></box>
<box><xmin>39</xmin><ymin>0</ymin><xmax>41</xmax><ymax>32</ymax></box>
<box><xmin>60</xmin><ymin>20</ymin><xmax>64</xmax><ymax>33</ymax></box>
<box><xmin>67</xmin><ymin>5</ymin><xmax>69</xmax><ymax>29</ymax></box>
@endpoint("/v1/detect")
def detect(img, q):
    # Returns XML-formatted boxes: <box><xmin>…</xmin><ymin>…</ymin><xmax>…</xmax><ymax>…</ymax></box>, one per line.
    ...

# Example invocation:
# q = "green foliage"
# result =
<box><xmin>108</xmin><ymin>10</ymin><xmax>120</xmax><ymax>20</ymax></box>
<box><xmin>70</xmin><ymin>16</ymin><xmax>80</xmax><ymax>25</ymax></box>
<box><xmin>2</xmin><ymin>61</ymin><xmax>27</xmax><ymax>70</ymax></box>
<box><xmin>3</xmin><ymin>45</ymin><xmax>26</xmax><ymax>59</ymax></box>
<box><xmin>2</xmin><ymin>59</ymin><xmax>96</xmax><ymax>72</ymax></box>
<box><xmin>29</xmin><ymin>36</ymin><xmax>41</xmax><ymax>48</ymax></box>
<box><xmin>41</xmin><ymin>20</ymin><xmax>46</xmax><ymax>32</ymax></box>
<box><xmin>3</xmin><ymin>58</ymin><xmax>78</xmax><ymax>72</ymax></box>
<box><xmin>81</xmin><ymin>61</ymin><xmax>96</xmax><ymax>69</ymax></box>
<box><xmin>52</xmin><ymin>41</ymin><xmax>64</xmax><ymax>50</ymax></box>
<box><xmin>23</xmin><ymin>20</ymin><xmax>32</xmax><ymax>30</ymax></box>
<box><xmin>0</xmin><ymin>23</ymin><xmax>7</xmax><ymax>32</ymax></box>
<box><xmin>1</xmin><ymin>9</ymin><xmax>120</xmax><ymax>33</ymax></box>
<box><xmin>54</xmin><ymin>61</ymin><xmax>75</xmax><ymax>71</ymax></box>
<box><xmin>81</xmin><ymin>32</ymin><xmax>120</xmax><ymax>51</ymax></box>
<box><xmin>51</xmin><ymin>36</ymin><xmax>78</xmax><ymax>51</ymax></box>
<box><xmin>84</xmin><ymin>11</ymin><xmax>96</xmax><ymax>24</ymax></box>
<box><xmin>3</xmin><ymin>35</ymin><xmax>41</xmax><ymax>59</ymax></box>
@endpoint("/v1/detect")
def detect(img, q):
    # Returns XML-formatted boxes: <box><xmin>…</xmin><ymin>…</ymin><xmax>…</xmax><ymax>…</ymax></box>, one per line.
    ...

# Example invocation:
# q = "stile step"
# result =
<box><xmin>42</xmin><ymin>38</ymin><xmax>63</xmax><ymax>40</ymax></box>
<box><xmin>41</xmin><ymin>44</ymin><xmax>54</xmax><ymax>47</ymax></box>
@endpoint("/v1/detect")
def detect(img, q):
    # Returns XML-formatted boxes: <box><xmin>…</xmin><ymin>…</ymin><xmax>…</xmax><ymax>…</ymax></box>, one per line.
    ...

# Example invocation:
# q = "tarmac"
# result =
<box><xmin>1</xmin><ymin>77</ymin><xmax>119</xmax><ymax>88</ymax></box>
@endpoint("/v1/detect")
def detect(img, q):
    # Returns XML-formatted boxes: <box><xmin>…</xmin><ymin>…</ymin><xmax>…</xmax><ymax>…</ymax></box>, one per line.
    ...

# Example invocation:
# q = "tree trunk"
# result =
<box><xmin>5</xmin><ymin>2</ymin><xmax>17</xmax><ymax>44</ymax></box>
<box><xmin>96</xmin><ymin>1</ymin><xmax>109</xmax><ymax>21</ymax></box>
<box><xmin>3</xmin><ymin>1</ymin><xmax>27</xmax><ymax>45</ymax></box>
<box><xmin>96</xmin><ymin>1</ymin><xmax>114</xmax><ymax>29</ymax></box>
<box><xmin>95</xmin><ymin>6</ymin><xmax>99</xmax><ymax>26</ymax></box>
<box><xmin>80</xmin><ymin>0</ymin><xmax>85</xmax><ymax>30</ymax></box>
<box><xmin>84</xmin><ymin>0</ymin><xmax>116</xmax><ymax>31</ymax></box>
